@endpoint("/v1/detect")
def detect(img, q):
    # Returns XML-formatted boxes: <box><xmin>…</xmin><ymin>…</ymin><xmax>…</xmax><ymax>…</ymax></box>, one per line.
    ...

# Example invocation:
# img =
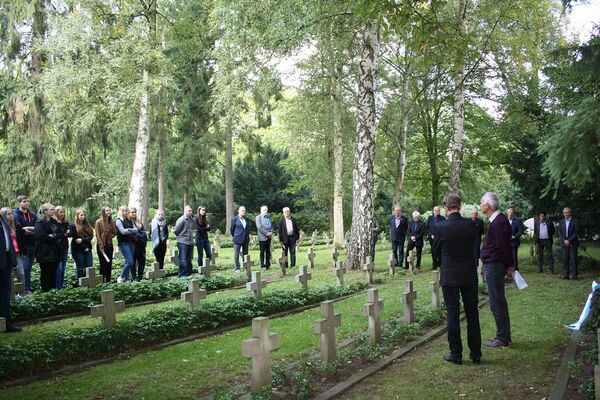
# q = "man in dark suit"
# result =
<box><xmin>406</xmin><ymin>211</ymin><xmax>426</xmax><ymax>269</ymax></box>
<box><xmin>533</xmin><ymin>210</ymin><xmax>555</xmax><ymax>273</ymax></box>
<box><xmin>1</xmin><ymin>214</ymin><xmax>21</xmax><ymax>332</ymax></box>
<box><xmin>389</xmin><ymin>206</ymin><xmax>408</xmax><ymax>267</ymax></box>
<box><xmin>471</xmin><ymin>209</ymin><xmax>484</xmax><ymax>264</ymax></box>
<box><xmin>427</xmin><ymin>206</ymin><xmax>445</xmax><ymax>269</ymax></box>
<box><xmin>278</xmin><ymin>207</ymin><xmax>299</xmax><ymax>268</ymax></box>
<box><xmin>507</xmin><ymin>208</ymin><xmax>523</xmax><ymax>271</ymax></box>
<box><xmin>433</xmin><ymin>193</ymin><xmax>481</xmax><ymax>365</ymax></box>
<box><xmin>559</xmin><ymin>207</ymin><xmax>579</xmax><ymax>280</ymax></box>
<box><xmin>480</xmin><ymin>192</ymin><xmax>513</xmax><ymax>348</ymax></box>
<box><xmin>230</xmin><ymin>206</ymin><xmax>251</xmax><ymax>272</ymax></box>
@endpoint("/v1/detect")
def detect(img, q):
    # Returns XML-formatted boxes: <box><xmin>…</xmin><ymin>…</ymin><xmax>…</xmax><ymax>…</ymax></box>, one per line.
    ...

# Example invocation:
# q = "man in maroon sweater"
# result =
<box><xmin>480</xmin><ymin>192</ymin><xmax>514</xmax><ymax>348</ymax></box>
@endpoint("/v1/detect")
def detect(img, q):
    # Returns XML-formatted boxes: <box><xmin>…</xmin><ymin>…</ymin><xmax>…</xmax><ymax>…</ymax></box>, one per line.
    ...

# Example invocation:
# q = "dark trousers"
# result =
<box><xmin>98</xmin><ymin>244</ymin><xmax>114</xmax><ymax>283</ymax></box>
<box><xmin>473</xmin><ymin>239</ymin><xmax>481</xmax><ymax>264</ymax></box>
<box><xmin>370</xmin><ymin>236</ymin><xmax>377</xmax><ymax>262</ymax></box>
<box><xmin>442</xmin><ymin>284</ymin><xmax>481</xmax><ymax>360</ymax></box>
<box><xmin>196</xmin><ymin>239</ymin><xmax>212</xmax><ymax>267</ymax></box>
<box><xmin>391</xmin><ymin>239</ymin><xmax>405</xmax><ymax>266</ymax></box>
<box><xmin>406</xmin><ymin>241</ymin><xmax>422</xmax><ymax>268</ymax></box>
<box><xmin>153</xmin><ymin>241</ymin><xmax>167</xmax><ymax>269</ymax></box>
<box><xmin>283</xmin><ymin>237</ymin><xmax>297</xmax><ymax>267</ymax></box>
<box><xmin>259</xmin><ymin>238</ymin><xmax>272</xmax><ymax>268</ymax></box>
<box><xmin>0</xmin><ymin>258</ymin><xmax>12</xmax><ymax>321</ymax></box>
<box><xmin>72</xmin><ymin>249</ymin><xmax>93</xmax><ymax>279</ymax></box>
<box><xmin>562</xmin><ymin>245</ymin><xmax>578</xmax><ymax>278</ymax></box>
<box><xmin>39</xmin><ymin>261</ymin><xmax>58</xmax><ymax>292</ymax></box>
<box><xmin>177</xmin><ymin>243</ymin><xmax>194</xmax><ymax>277</ymax></box>
<box><xmin>233</xmin><ymin>242</ymin><xmax>249</xmax><ymax>270</ymax></box>
<box><xmin>429</xmin><ymin>239</ymin><xmax>440</xmax><ymax>269</ymax></box>
<box><xmin>485</xmin><ymin>262</ymin><xmax>511</xmax><ymax>344</ymax></box>
<box><xmin>133</xmin><ymin>244</ymin><xmax>146</xmax><ymax>281</ymax></box>
<box><xmin>536</xmin><ymin>239</ymin><xmax>553</xmax><ymax>272</ymax></box>
<box><xmin>511</xmin><ymin>246</ymin><xmax>519</xmax><ymax>270</ymax></box>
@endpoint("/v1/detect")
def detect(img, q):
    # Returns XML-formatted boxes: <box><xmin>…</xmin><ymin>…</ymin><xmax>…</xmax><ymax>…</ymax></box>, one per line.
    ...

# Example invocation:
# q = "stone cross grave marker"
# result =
<box><xmin>311</xmin><ymin>230</ymin><xmax>318</xmax><ymax>247</ymax></box>
<box><xmin>170</xmin><ymin>249</ymin><xmax>179</xmax><ymax>265</ymax></box>
<box><xmin>114</xmin><ymin>250</ymin><xmax>122</xmax><ymax>260</ymax></box>
<box><xmin>243</xmin><ymin>254</ymin><xmax>255</xmax><ymax>281</ymax></box>
<box><xmin>334</xmin><ymin>261</ymin><xmax>345</xmax><ymax>286</ymax></box>
<box><xmin>146</xmin><ymin>261</ymin><xmax>166</xmax><ymax>280</ymax></box>
<box><xmin>181</xmin><ymin>279</ymin><xmax>207</xmax><ymax>311</ymax></box>
<box><xmin>429</xmin><ymin>270</ymin><xmax>441</xmax><ymax>308</ymax></box>
<box><xmin>331</xmin><ymin>247</ymin><xmax>339</xmax><ymax>265</ymax></box>
<box><xmin>323</xmin><ymin>232</ymin><xmax>331</xmax><ymax>248</ymax></box>
<box><xmin>401</xmin><ymin>280</ymin><xmax>417</xmax><ymax>324</ymax></box>
<box><xmin>477</xmin><ymin>260</ymin><xmax>484</xmax><ymax>284</ymax></box>
<box><xmin>363</xmin><ymin>288</ymin><xmax>384</xmax><ymax>345</ymax></box>
<box><xmin>200</xmin><ymin>257</ymin><xmax>213</xmax><ymax>277</ymax></box>
<box><xmin>363</xmin><ymin>258</ymin><xmax>375</xmax><ymax>284</ymax></box>
<box><xmin>91</xmin><ymin>290</ymin><xmax>125</xmax><ymax>327</ymax></box>
<box><xmin>241</xmin><ymin>317</ymin><xmax>279</xmax><ymax>393</ymax></box>
<box><xmin>0</xmin><ymin>317</ymin><xmax>5</xmax><ymax>332</ymax></box>
<box><xmin>249</xmin><ymin>234</ymin><xmax>258</xmax><ymax>250</ymax></box>
<box><xmin>296</xmin><ymin>230</ymin><xmax>305</xmax><ymax>252</ymax></box>
<box><xmin>214</xmin><ymin>229</ymin><xmax>221</xmax><ymax>252</ymax></box>
<box><xmin>313</xmin><ymin>300</ymin><xmax>341</xmax><ymax>362</ymax></box>
<box><xmin>79</xmin><ymin>267</ymin><xmax>103</xmax><ymax>288</ymax></box>
<box><xmin>246</xmin><ymin>271</ymin><xmax>267</xmax><ymax>300</ymax></box>
<box><xmin>387</xmin><ymin>252</ymin><xmax>396</xmax><ymax>275</ymax></box>
<box><xmin>380</xmin><ymin>231</ymin><xmax>388</xmax><ymax>249</ymax></box>
<box><xmin>278</xmin><ymin>251</ymin><xmax>288</xmax><ymax>277</ymax></box>
<box><xmin>307</xmin><ymin>246</ymin><xmax>316</xmax><ymax>269</ymax></box>
<box><xmin>295</xmin><ymin>265</ymin><xmax>312</xmax><ymax>289</ymax></box>
<box><xmin>11</xmin><ymin>279</ymin><xmax>24</xmax><ymax>297</ymax></box>
<box><xmin>407</xmin><ymin>250</ymin><xmax>415</xmax><ymax>274</ymax></box>
<box><xmin>210</xmin><ymin>245</ymin><xmax>218</xmax><ymax>267</ymax></box>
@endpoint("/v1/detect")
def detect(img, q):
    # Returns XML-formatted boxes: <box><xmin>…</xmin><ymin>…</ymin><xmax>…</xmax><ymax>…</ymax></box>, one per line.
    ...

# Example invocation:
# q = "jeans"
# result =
<box><xmin>23</xmin><ymin>244</ymin><xmax>36</xmax><ymax>293</ymax></box>
<box><xmin>56</xmin><ymin>247</ymin><xmax>69</xmax><ymax>290</ymax></box>
<box><xmin>391</xmin><ymin>240</ymin><xmax>405</xmax><ymax>266</ymax></box>
<box><xmin>485</xmin><ymin>262</ymin><xmax>511</xmax><ymax>344</ymax></box>
<box><xmin>72</xmin><ymin>249</ymin><xmax>93</xmax><ymax>279</ymax></box>
<box><xmin>196</xmin><ymin>239</ymin><xmax>212</xmax><ymax>267</ymax></box>
<box><xmin>282</xmin><ymin>237</ymin><xmax>297</xmax><ymax>267</ymax></box>
<box><xmin>233</xmin><ymin>242</ymin><xmax>249</xmax><ymax>270</ymax></box>
<box><xmin>177</xmin><ymin>242</ymin><xmax>194</xmax><ymax>277</ymax></box>
<box><xmin>259</xmin><ymin>238</ymin><xmax>271</xmax><ymax>268</ymax></box>
<box><xmin>118</xmin><ymin>241</ymin><xmax>136</xmax><ymax>281</ymax></box>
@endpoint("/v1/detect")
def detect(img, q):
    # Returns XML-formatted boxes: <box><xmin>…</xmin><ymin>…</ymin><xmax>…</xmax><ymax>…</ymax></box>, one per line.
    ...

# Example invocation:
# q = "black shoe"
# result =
<box><xmin>470</xmin><ymin>357</ymin><xmax>481</xmax><ymax>364</ymax></box>
<box><xmin>5</xmin><ymin>324</ymin><xmax>22</xmax><ymax>333</ymax></box>
<box><xmin>571</xmin><ymin>276</ymin><xmax>578</xmax><ymax>280</ymax></box>
<box><xmin>443</xmin><ymin>354</ymin><xmax>462</xmax><ymax>365</ymax></box>
<box><xmin>537</xmin><ymin>269</ymin><xmax>543</xmax><ymax>273</ymax></box>
<box><xmin>561</xmin><ymin>276</ymin><xmax>570</xmax><ymax>280</ymax></box>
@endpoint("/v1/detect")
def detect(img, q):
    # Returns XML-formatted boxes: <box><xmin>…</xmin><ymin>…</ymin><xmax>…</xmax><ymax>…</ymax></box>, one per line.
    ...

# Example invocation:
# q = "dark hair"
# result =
<box><xmin>16</xmin><ymin>195</ymin><xmax>28</xmax><ymax>203</ymax></box>
<box><xmin>196</xmin><ymin>206</ymin><xmax>208</xmax><ymax>226</ymax></box>
<box><xmin>539</xmin><ymin>210</ymin><xmax>547</xmax><ymax>216</ymax></box>
<box><xmin>443</xmin><ymin>193</ymin><xmax>461</xmax><ymax>211</ymax></box>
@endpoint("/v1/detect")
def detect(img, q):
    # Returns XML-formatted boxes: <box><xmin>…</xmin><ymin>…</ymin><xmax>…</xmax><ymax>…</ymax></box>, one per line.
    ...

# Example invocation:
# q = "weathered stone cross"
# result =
<box><xmin>477</xmin><ymin>260</ymin><xmax>484</xmax><ymax>284</ymax></box>
<box><xmin>246</xmin><ymin>271</ymin><xmax>267</xmax><ymax>300</ymax></box>
<box><xmin>407</xmin><ymin>250</ymin><xmax>415</xmax><ymax>274</ymax></box>
<box><xmin>79</xmin><ymin>267</ymin><xmax>103</xmax><ymax>288</ymax></box>
<box><xmin>200</xmin><ymin>257</ymin><xmax>213</xmax><ymax>277</ymax></box>
<box><xmin>307</xmin><ymin>246</ymin><xmax>316</xmax><ymax>269</ymax></box>
<box><xmin>241</xmin><ymin>317</ymin><xmax>279</xmax><ymax>393</ymax></box>
<box><xmin>401</xmin><ymin>280</ymin><xmax>417</xmax><ymax>323</ymax></box>
<box><xmin>243</xmin><ymin>254</ymin><xmax>255</xmax><ymax>281</ymax></box>
<box><xmin>11</xmin><ymin>279</ymin><xmax>24</xmax><ymax>297</ymax></box>
<box><xmin>170</xmin><ymin>249</ymin><xmax>179</xmax><ymax>265</ymax></box>
<box><xmin>295</xmin><ymin>265</ymin><xmax>312</xmax><ymax>289</ymax></box>
<box><xmin>278</xmin><ymin>251</ymin><xmax>288</xmax><ymax>276</ymax></box>
<box><xmin>181</xmin><ymin>279</ymin><xmax>207</xmax><ymax>311</ymax></box>
<box><xmin>331</xmin><ymin>247</ymin><xmax>339</xmax><ymax>264</ymax></box>
<box><xmin>91</xmin><ymin>290</ymin><xmax>125</xmax><ymax>327</ymax></box>
<box><xmin>363</xmin><ymin>288</ymin><xmax>384</xmax><ymax>345</ymax></box>
<box><xmin>387</xmin><ymin>252</ymin><xmax>396</xmax><ymax>275</ymax></box>
<box><xmin>429</xmin><ymin>270</ymin><xmax>441</xmax><ymax>308</ymax></box>
<box><xmin>145</xmin><ymin>261</ymin><xmax>166</xmax><ymax>280</ymax></box>
<box><xmin>210</xmin><ymin>246</ymin><xmax>218</xmax><ymax>267</ymax></box>
<box><xmin>313</xmin><ymin>300</ymin><xmax>341</xmax><ymax>362</ymax></box>
<box><xmin>363</xmin><ymin>259</ymin><xmax>375</xmax><ymax>284</ymax></box>
<box><xmin>334</xmin><ymin>261</ymin><xmax>345</xmax><ymax>286</ymax></box>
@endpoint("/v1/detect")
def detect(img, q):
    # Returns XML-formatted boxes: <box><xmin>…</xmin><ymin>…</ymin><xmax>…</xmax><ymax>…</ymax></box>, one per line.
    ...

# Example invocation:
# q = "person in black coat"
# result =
<box><xmin>278</xmin><ymin>207</ymin><xmax>300</xmax><ymax>268</ymax></box>
<box><xmin>507</xmin><ymin>208</ymin><xmax>523</xmax><ymax>271</ymax></box>
<box><xmin>533</xmin><ymin>210</ymin><xmax>555</xmax><ymax>273</ymax></box>
<box><xmin>1</xmin><ymin>214</ymin><xmax>21</xmax><ymax>331</ymax></box>
<box><xmin>35</xmin><ymin>204</ymin><xmax>64</xmax><ymax>292</ymax></box>
<box><xmin>405</xmin><ymin>211</ymin><xmax>426</xmax><ymax>269</ymax></box>
<box><xmin>559</xmin><ymin>207</ymin><xmax>580</xmax><ymax>280</ymax></box>
<box><xmin>427</xmin><ymin>206</ymin><xmax>446</xmax><ymax>269</ymax></box>
<box><xmin>471</xmin><ymin>209</ymin><xmax>484</xmax><ymax>264</ymax></box>
<box><xmin>433</xmin><ymin>193</ymin><xmax>481</xmax><ymax>365</ymax></box>
<box><xmin>389</xmin><ymin>206</ymin><xmax>408</xmax><ymax>266</ymax></box>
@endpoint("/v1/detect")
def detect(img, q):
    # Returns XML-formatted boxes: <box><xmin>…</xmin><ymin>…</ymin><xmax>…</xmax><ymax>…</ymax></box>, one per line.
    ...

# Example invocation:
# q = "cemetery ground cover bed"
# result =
<box><xmin>0</xmin><ymin>266</ymin><xmax>440</xmax><ymax>399</ymax></box>
<box><xmin>342</xmin><ymin>247</ymin><xmax>600</xmax><ymax>400</ymax></box>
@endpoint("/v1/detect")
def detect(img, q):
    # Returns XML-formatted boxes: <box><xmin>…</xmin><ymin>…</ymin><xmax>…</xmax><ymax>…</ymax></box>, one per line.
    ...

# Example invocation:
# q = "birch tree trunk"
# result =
<box><xmin>157</xmin><ymin>121</ymin><xmax>165</xmax><ymax>212</ymax></box>
<box><xmin>393</xmin><ymin>51</ymin><xmax>411</xmax><ymax>206</ymax></box>
<box><xmin>347</xmin><ymin>20</ymin><xmax>379</xmax><ymax>269</ymax></box>
<box><xmin>128</xmin><ymin>69</ymin><xmax>151</xmax><ymax>226</ymax></box>
<box><xmin>224</xmin><ymin>126</ymin><xmax>234</xmax><ymax>235</ymax></box>
<box><xmin>331</xmin><ymin>65</ymin><xmax>345</xmax><ymax>247</ymax></box>
<box><xmin>449</xmin><ymin>0</ymin><xmax>467</xmax><ymax>194</ymax></box>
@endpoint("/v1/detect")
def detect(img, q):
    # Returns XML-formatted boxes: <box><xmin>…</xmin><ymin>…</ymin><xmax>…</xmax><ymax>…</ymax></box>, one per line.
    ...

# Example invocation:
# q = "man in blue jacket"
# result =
<box><xmin>427</xmin><ymin>206</ymin><xmax>446</xmax><ymax>269</ymax></box>
<box><xmin>389</xmin><ymin>206</ymin><xmax>408</xmax><ymax>267</ymax></box>
<box><xmin>230</xmin><ymin>206</ymin><xmax>251</xmax><ymax>272</ymax></box>
<box><xmin>507</xmin><ymin>208</ymin><xmax>523</xmax><ymax>271</ymax></box>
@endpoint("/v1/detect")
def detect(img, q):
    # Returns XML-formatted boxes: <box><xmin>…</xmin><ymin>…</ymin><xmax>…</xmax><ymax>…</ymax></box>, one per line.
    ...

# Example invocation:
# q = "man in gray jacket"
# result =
<box><xmin>174</xmin><ymin>205</ymin><xmax>195</xmax><ymax>277</ymax></box>
<box><xmin>255</xmin><ymin>206</ymin><xmax>273</xmax><ymax>269</ymax></box>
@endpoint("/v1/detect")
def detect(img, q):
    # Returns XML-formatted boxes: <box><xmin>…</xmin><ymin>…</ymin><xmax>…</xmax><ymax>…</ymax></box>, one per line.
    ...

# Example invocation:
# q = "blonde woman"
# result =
<box><xmin>115</xmin><ymin>206</ymin><xmax>137</xmax><ymax>283</ymax></box>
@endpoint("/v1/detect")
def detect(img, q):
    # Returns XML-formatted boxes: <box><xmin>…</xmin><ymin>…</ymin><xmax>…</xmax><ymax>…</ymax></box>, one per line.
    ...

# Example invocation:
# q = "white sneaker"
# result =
<box><xmin>117</xmin><ymin>277</ymin><xmax>124</xmax><ymax>284</ymax></box>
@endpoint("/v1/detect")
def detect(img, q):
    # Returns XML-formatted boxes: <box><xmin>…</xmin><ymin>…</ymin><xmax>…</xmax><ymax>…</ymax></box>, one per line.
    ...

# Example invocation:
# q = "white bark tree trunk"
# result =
<box><xmin>224</xmin><ymin>126</ymin><xmax>234</xmax><ymax>235</ymax></box>
<box><xmin>157</xmin><ymin>122</ymin><xmax>165</xmax><ymax>212</ymax></box>
<box><xmin>393</xmin><ymin>51</ymin><xmax>411</xmax><ymax>206</ymax></box>
<box><xmin>449</xmin><ymin>0</ymin><xmax>467</xmax><ymax>194</ymax></box>
<box><xmin>347</xmin><ymin>20</ymin><xmax>379</xmax><ymax>269</ymax></box>
<box><xmin>128</xmin><ymin>69</ymin><xmax>151</xmax><ymax>226</ymax></box>
<box><xmin>331</xmin><ymin>65</ymin><xmax>345</xmax><ymax>247</ymax></box>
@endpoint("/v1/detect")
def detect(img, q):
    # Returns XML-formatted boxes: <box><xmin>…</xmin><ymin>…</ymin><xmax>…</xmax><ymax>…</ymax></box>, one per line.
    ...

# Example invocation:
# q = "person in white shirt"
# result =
<box><xmin>533</xmin><ymin>210</ymin><xmax>555</xmax><ymax>273</ymax></box>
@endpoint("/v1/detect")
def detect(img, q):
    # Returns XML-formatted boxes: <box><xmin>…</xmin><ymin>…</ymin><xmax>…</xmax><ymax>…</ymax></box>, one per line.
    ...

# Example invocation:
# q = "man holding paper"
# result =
<box><xmin>480</xmin><ymin>192</ymin><xmax>514</xmax><ymax>348</ymax></box>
